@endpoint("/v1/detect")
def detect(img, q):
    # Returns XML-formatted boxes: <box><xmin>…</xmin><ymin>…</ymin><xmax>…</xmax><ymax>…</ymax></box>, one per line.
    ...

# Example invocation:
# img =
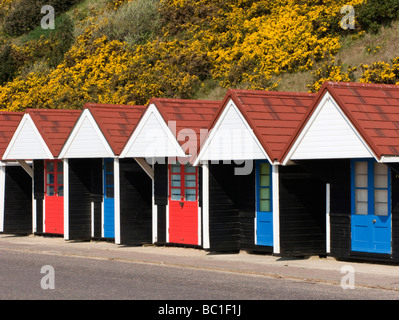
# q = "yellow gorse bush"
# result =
<box><xmin>0</xmin><ymin>0</ymin><xmax>367</xmax><ymax>111</ymax></box>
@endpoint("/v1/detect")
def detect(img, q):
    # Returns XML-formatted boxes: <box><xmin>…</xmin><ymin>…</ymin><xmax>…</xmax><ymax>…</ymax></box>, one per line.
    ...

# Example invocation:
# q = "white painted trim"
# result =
<box><xmin>101</xmin><ymin>158</ymin><xmax>104</xmax><ymax>238</ymax></box>
<box><xmin>91</xmin><ymin>202</ymin><xmax>95</xmax><ymax>238</ymax></box>
<box><xmin>3</xmin><ymin>114</ymin><xmax>54</xmax><ymax>160</ymax></box>
<box><xmin>114</xmin><ymin>158</ymin><xmax>121</xmax><ymax>244</ymax></box>
<box><xmin>380</xmin><ymin>156</ymin><xmax>399</xmax><ymax>163</ymax></box>
<box><xmin>198</xmin><ymin>206</ymin><xmax>202</xmax><ymax>246</ymax></box>
<box><xmin>58</xmin><ymin>109</ymin><xmax>114</xmax><ymax>159</ymax></box>
<box><xmin>120</xmin><ymin>104</ymin><xmax>186</xmax><ymax>159</ymax></box>
<box><xmin>272</xmin><ymin>165</ymin><xmax>280</xmax><ymax>254</ymax></box>
<box><xmin>166</xmin><ymin>204</ymin><xmax>169</xmax><ymax>243</ymax></box>
<box><xmin>32</xmin><ymin>198</ymin><xmax>36</xmax><ymax>233</ymax></box>
<box><xmin>63</xmin><ymin>159</ymin><xmax>69</xmax><ymax>240</ymax></box>
<box><xmin>193</xmin><ymin>99</ymin><xmax>271</xmax><ymax>166</ymax></box>
<box><xmin>283</xmin><ymin>92</ymin><xmax>377</xmax><ymax>165</ymax></box>
<box><xmin>202</xmin><ymin>162</ymin><xmax>210</xmax><ymax>249</ymax></box>
<box><xmin>17</xmin><ymin>160</ymin><xmax>33</xmax><ymax>178</ymax></box>
<box><xmin>326</xmin><ymin>183</ymin><xmax>331</xmax><ymax>254</ymax></box>
<box><xmin>0</xmin><ymin>165</ymin><xmax>5</xmax><ymax>232</ymax></box>
<box><xmin>152</xmin><ymin>170</ymin><xmax>158</xmax><ymax>243</ymax></box>
<box><xmin>43</xmin><ymin>196</ymin><xmax>46</xmax><ymax>234</ymax></box>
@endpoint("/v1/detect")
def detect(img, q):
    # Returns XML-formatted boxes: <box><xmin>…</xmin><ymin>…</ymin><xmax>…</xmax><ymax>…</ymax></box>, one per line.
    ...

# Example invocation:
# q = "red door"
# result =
<box><xmin>169</xmin><ymin>163</ymin><xmax>199</xmax><ymax>245</ymax></box>
<box><xmin>45</xmin><ymin>160</ymin><xmax>64</xmax><ymax>234</ymax></box>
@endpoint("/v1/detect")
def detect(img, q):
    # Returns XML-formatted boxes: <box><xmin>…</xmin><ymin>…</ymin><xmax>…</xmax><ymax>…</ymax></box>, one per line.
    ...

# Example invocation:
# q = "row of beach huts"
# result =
<box><xmin>1</xmin><ymin>81</ymin><xmax>399</xmax><ymax>263</ymax></box>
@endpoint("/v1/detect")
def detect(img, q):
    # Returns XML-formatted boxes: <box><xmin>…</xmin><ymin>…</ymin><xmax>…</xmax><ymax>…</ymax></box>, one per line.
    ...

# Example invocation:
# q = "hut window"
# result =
<box><xmin>45</xmin><ymin>160</ymin><xmax>63</xmax><ymax>197</ymax></box>
<box><xmin>169</xmin><ymin>163</ymin><xmax>198</xmax><ymax>202</ymax></box>
<box><xmin>257</xmin><ymin>162</ymin><xmax>272</xmax><ymax>212</ymax></box>
<box><xmin>352</xmin><ymin>160</ymin><xmax>389</xmax><ymax>216</ymax></box>
<box><xmin>104</xmin><ymin>159</ymin><xmax>114</xmax><ymax>199</ymax></box>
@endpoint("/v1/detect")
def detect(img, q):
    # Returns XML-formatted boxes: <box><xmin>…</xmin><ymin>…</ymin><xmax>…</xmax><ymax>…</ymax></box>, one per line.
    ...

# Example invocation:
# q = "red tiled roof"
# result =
<box><xmin>148</xmin><ymin>98</ymin><xmax>222</xmax><ymax>157</ymax></box>
<box><xmin>202</xmin><ymin>89</ymin><xmax>316</xmax><ymax>163</ymax></box>
<box><xmin>0</xmin><ymin>111</ymin><xmax>24</xmax><ymax>159</ymax></box>
<box><xmin>85</xmin><ymin>103</ymin><xmax>147</xmax><ymax>156</ymax></box>
<box><xmin>285</xmin><ymin>81</ymin><xmax>399</xmax><ymax>161</ymax></box>
<box><xmin>26</xmin><ymin>109</ymin><xmax>82</xmax><ymax>157</ymax></box>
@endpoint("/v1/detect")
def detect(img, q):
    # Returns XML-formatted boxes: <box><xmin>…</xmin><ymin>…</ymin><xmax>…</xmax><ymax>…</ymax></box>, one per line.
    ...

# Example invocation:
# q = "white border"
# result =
<box><xmin>59</xmin><ymin>109</ymin><xmax>114</xmax><ymax>159</ymax></box>
<box><xmin>283</xmin><ymin>92</ymin><xmax>377</xmax><ymax>165</ymax></box>
<box><xmin>272</xmin><ymin>164</ymin><xmax>280</xmax><ymax>254</ymax></box>
<box><xmin>114</xmin><ymin>157</ymin><xmax>121</xmax><ymax>244</ymax></box>
<box><xmin>63</xmin><ymin>159</ymin><xmax>69</xmax><ymax>239</ymax></box>
<box><xmin>193</xmin><ymin>99</ymin><xmax>271</xmax><ymax>166</ymax></box>
<box><xmin>3</xmin><ymin>114</ymin><xmax>54</xmax><ymax>160</ymax></box>
<box><xmin>120</xmin><ymin>104</ymin><xmax>186</xmax><ymax>159</ymax></box>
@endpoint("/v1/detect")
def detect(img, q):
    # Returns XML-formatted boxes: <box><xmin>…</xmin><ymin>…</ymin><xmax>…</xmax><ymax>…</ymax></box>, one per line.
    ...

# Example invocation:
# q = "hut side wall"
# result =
<box><xmin>119</xmin><ymin>159</ymin><xmax>152</xmax><ymax>245</ymax></box>
<box><xmin>3</xmin><ymin>166</ymin><xmax>32</xmax><ymax>234</ymax></box>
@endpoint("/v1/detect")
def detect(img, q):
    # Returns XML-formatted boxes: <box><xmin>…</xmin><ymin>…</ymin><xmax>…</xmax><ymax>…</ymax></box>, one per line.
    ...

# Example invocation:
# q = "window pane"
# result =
<box><xmin>105</xmin><ymin>160</ymin><xmax>113</xmax><ymax>173</ymax></box>
<box><xmin>171</xmin><ymin>188</ymin><xmax>181</xmax><ymax>200</ymax></box>
<box><xmin>260</xmin><ymin>163</ymin><xmax>269</xmax><ymax>175</ymax></box>
<box><xmin>355</xmin><ymin>162</ymin><xmax>368</xmax><ymax>188</ymax></box>
<box><xmin>185</xmin><ymin>189</ymin><xmax>196</xmax><ymax>201</ymax></box>
<box><xmin>171</xmin><ymin>164</ymin><xmax>180</xmax><ymax>173</ymax></box>
<box><xmin>355</xmin><ymin>189</ymin><xmax>368</xmax><ymax>215</ymax></box>
<box><xmin>47</xmin><ymin>185</ymin><xmax>54</xmax><ymax>196</ymax></box>
<box><xmin>47</xmin><ymin>162</ymin><xmax>54</xmax><ymax>173</ymax></box>
<box><xmin>105</xmin><ymin>174</ymin><xmax>114</xmax><ymax>186</ymax></box>
<box><xmin>260</xmin><ymin>188</ymin><xmax>270</xmax><ymax>201</ymax></box>
<box><xmin>185</xmin><ymin>175</ymin><xmax>196</xmax><ymax>187</ymax></box>
<box><xmin>374</xmin><ymin>163</ymin><xmax>388</xmax><ymax>188</ymax></box>
<box><xmin>375</xmin><ymin>189</ymin><xmax>388</xmax><ymax>216</ymax></box>
<box><xmin>57</xmin><ymin>161</ymin><xmax>63</xmax><ymax>173</ymax></box>
<box><xmin>57</xmin><ymin>174</ymin><xmax>63</xmax><ymax>185</ymax></box>
<box><xmin>260</xmin><ymin>174</ymin><xmax>270</xmax><ymax>187</ymax></box>
<box><xmin>171</xmin><ymin>174</ymin><xmax>181</xmax><ymax>187</ymax></box>
<box><xmin>106</xmin><ymin>186</ymin><xmax>114</xmax><ymax>199</ymax></box>
<box><xmin>260</xmin><ymin>200</ymin><xmax>270</xmax><ymax>212</ymax></box>
<box><xmin>58</xmin><ymin>186</ymin><xmax>64</xmax><ymax>197</ymax></box>
<box><xmin>185</xmin><ymin>165</ymin><xmax>196</xmax><ymax>173</ymax></box>
<box><xmin>47</xmin><ymin>173</ymin><xmax>54</xmax><ymax>184</ymax></box>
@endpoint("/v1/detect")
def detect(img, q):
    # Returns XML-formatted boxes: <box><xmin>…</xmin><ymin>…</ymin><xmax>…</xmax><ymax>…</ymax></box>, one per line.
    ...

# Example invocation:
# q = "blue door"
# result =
<box><xmin>103</xmin><ymin>158</ymin><xmax>115</xmax><ymax>238</ymax></box>
<box><xmin>351</xmin><ymin>160</ymin><xmax>391</xmax><ymax>254</ymax></box>
<box><xmin>256</xmin><ymin>161</ymin><xmax>273</xmax><ymax>246</ymax></box>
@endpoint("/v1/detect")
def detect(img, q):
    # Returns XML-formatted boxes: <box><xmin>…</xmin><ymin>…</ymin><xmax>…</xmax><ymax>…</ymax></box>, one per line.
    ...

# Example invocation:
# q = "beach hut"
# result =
<box><xmin>121</xmin><ymin>98</ymin><xmax>222</xmax><ymax>247</ymax></box>
<box><xmin>284</xmin><ymin>81</ymin><xmax>399</xmax><ymax>262</ymax></box>
<box><xmin>2</xmin><ymin>109</ymin><xmax>81</xmax><ymax>236</ymax></box>
<box><xmin>194</xmin><ymin>89</ymin><xmax>325</xmax><ymax>255</ymax></box>
<box><xmin>0</xmin><ymin>112</ymin><xmax>32</xmax><ymax>235</ymax></box>
<box><xmin>58</xmin><ymin>103</ymin><xmax>151</xmax><ymax>244</ymax></box>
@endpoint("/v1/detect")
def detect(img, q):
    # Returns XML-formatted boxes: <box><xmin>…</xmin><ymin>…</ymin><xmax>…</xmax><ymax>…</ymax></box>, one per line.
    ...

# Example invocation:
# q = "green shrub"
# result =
<box><xmin>356</xmin><ymin>0</ymin><xmax>399</xmax><ymax>34</ymax></box>
<box><xmin>96</xmin><ymin>0</ymin><xmax>161</xmax><ymax>46</ymax></box>
<box><xmin>0</xmin><ymin>44</ymin><xmax>19</xmax><ymax>84</ymax></box>
<box><xmin>3</xmin><ymin>0</ymin><xmax>81</xmax><ymax>37</ymax></box>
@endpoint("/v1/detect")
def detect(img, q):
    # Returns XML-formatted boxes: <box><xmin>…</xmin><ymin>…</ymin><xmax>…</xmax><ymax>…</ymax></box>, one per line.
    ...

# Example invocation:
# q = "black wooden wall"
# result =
<box><xmin>68</xmin><ymin>158</ymin><xmax>101</xmax><ymax>240</ymax></box>
<box><xmin>208</xmin><ymin>163</ymin><xmax>241</xmax><ymax>252</ymax></box>
<box><xmin>279</xmin><ymin>164</ymin><xmax>326</xmax><ymax>256</ymax></box>
<box><xmin>3</xmin><ymin>165</ymin><xmax>32</xmax><ymax>234</ymax></box>
<box><xmin>119</xmin><ymin>159</ymin><xmax>152</xmax><ymax>245</ymax></box>
<box><xmin>33</xmin><ymin>160</ymin><xmax>44</xmax><ymax>234</ymax></box>
<box><xmin>154</xmin><ymin>161</ymin><xmax>167</xmax><ymax>244</ymax></box>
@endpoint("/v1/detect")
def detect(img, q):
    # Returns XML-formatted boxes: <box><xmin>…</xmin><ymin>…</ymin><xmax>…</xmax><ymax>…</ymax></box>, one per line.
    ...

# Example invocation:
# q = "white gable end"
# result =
<box><xmin>3</xmin><ymin>115</ymin><xmax>53</xmax><ymax>160</ymax></box>
<box><xmin>59</xmin><ymin>110</ymin><xmax>114</xmax><ymax>158</ymax></box>
<box><xmin>197</xmin><ymin>100</ymin><xmax>268</xmax><ymax>162</ymax></box>
<box><xmin>290</xmin><ymin>93</ymin><xmax>374</xmax><ymax>161</ymax></box>
<box><xmin>120</xmin><ymin>104</ymin><xmax>186</xmax><ymax>158</ymax></box>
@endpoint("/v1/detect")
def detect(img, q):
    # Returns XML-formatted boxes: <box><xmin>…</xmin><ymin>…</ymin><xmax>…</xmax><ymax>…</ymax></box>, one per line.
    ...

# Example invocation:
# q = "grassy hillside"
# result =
<box><xmin>0</xmin><ymin>0</ymin><xmax>398</xmax><ymax>111</ymax></box>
